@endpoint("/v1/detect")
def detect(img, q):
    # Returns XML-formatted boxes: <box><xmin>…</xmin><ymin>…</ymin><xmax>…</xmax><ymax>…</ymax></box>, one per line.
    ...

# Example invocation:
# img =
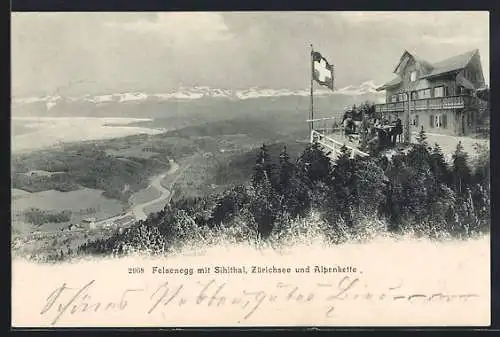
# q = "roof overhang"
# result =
<box><xmin>376</xmin><ymin>77</ymin><xmax>402</xmax><ymax>91</ymax></box>
<box><xmin>376</xmin><ymin>85</ymin><xmax>394</xmax><ymax>92</ymax></box>
<box><xmin>420</xmin><ymin>70</ymin><xmax>459</xmax><ymax>80</ymax></box>
<box><xmin>457</xmin><ymin>75</ymin><xmax>476</xmax><ymax>90</ymax></box>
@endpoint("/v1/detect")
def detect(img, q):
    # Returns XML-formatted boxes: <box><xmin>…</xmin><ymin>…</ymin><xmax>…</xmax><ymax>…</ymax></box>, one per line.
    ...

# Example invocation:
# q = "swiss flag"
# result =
<box><xmin>312</xmin><ymin>51</ymin><xmax>334</xmax><ymax>90</ymax></box>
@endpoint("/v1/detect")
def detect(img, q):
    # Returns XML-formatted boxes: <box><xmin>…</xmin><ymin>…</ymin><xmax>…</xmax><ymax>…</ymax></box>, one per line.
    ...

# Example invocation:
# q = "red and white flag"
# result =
<box><xmin>312</xmin><ymin>51</ymin><xmax>334</xmax><ymax>90</ymax></box>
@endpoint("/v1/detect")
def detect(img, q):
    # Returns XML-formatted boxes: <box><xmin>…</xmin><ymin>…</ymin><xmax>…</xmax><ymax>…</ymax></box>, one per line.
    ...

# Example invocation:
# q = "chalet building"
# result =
<box><xmin>375</xmin><ymin>49</ymin><xmax>486</xmax><ymax>136</ymax></box>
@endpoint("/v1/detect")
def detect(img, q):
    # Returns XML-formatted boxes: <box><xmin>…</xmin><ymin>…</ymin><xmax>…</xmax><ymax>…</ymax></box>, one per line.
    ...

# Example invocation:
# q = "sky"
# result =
<box><xmin>11</xmin><ymin>11</ymin><xmax>489</xmax><ymax>97</ymax></box>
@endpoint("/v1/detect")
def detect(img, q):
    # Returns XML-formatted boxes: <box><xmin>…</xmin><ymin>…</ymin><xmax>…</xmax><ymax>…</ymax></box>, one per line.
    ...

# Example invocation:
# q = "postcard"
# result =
<box><xmin>11</xmin><ymin>11</ymin><xmax>491</xmax><ymax>327</ymax></box>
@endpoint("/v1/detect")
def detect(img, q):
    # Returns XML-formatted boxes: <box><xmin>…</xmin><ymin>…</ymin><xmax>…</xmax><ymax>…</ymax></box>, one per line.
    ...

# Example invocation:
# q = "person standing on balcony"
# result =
<box><xmin>395</xmin><ymin>117</ymin><xmax>403</xmax><ymax>143</ymax></box>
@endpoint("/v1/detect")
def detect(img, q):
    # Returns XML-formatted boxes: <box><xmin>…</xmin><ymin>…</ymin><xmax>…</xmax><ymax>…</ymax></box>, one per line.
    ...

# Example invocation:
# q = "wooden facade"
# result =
<box><xmin>375</xmin><ymin>49</ymin><xmax>485</xmax><ymax>136</ymax></box>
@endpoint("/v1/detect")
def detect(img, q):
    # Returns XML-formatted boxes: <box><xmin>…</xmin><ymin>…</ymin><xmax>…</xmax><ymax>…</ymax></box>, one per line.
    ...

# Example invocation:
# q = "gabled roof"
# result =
<box><xmin>412</xmin><ymin>54</ymin><xmax>434</xmax><ymax>73</ymax></box>
<box><xmin>420</xmin><ymin>49</ymin><xmax>479</xmax><ymax>79</ymax></box>
<box><xmin>393</xmin><ymin>50</ymin><xmax>434</xmax><ymax>74</ymax></box>
<box><xmin>392</xmin><ymin>50</ymin><xmax>412</xmax><ymax>74</ymax></box>
<box><xmin>377</xmin><ymin>49</ymin><xmax>480</xmax><ymax>91</ymax></box>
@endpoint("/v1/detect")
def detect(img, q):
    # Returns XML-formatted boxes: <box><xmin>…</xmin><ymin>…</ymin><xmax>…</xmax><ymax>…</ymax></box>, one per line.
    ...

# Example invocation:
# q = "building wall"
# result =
<box><xmin>462</xmin><ymin>108</ymin><xmax>477</xmax><ymax>135</ymax></box>
<box><xmin>409</xmin><ymin>108</ymin><xmax>479</xmax><ymax>136</ymax></box>
<box><xmin>388</xmin><ymin>109</ymin><xmax>466</xmax><ymax>136</ymax></box>
<box><xmin>379</xmin><ymin>52</ymin><xmax>483</xmax><ymax>136</ymax></box>
<box><xmin>460</xmin><ymin>53</ymin><xmax>486</xmax><ymax>89</ymax></box>
<box><xmin>412</xmin><ymin>79</ymin><xmax>432</xmax><ymax>91</ymax></box>
<box><xmin>386</xmin><ymin>76</ymin><xmax>458</xmax><ymax>102</ymax></box>
<box><xmin>425</xmin><ymin>77</ymin><xmax>458</xmax><ymax>96</ymax></box>
<box><xmin>386</xmin><ymin>57</ymin><xmax>418</xmax><ymax>101</ymax></box>
<box><xmin>414</xmin><ymin>109</ymin><xmax>459</xmax><ymax>136</ymax></box>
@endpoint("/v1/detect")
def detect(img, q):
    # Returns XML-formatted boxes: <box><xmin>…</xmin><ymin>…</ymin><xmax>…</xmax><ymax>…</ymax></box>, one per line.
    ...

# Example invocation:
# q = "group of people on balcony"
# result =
<box><xmin>372</xmin><ymin>117</ymin><xmax>403</xmax><ymax>147</ymax></box>
<box><xmin>338</xmin><ymin>113</ymin><xmax>403</xmax><ymax>150</ymax></box>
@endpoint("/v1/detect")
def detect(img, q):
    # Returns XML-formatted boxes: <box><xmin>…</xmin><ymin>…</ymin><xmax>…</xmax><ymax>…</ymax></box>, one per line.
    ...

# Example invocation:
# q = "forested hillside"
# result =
<box><xmin>78</xmin><ymin>129</ymin><xmax>490</xmax><ymax>258</ymax></box>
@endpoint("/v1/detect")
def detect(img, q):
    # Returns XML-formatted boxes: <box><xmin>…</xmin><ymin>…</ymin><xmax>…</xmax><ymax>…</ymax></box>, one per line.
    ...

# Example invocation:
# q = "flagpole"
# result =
<box><xmin>310</xmin><ymin>44</ymin><xmax>314</xmax><ymax>138</ymax></box>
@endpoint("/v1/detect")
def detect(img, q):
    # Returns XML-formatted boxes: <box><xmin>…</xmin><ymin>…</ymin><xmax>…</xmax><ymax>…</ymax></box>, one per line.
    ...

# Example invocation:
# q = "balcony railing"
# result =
<box><xmin>375</xmin><ymin>101</ymin><xmax>405</xmax><ymax>113</ymax></box>
<box><xmin>375</xmin><ymin>95</ymin><xmax>477</xmax><ymax>113</ymax></box>
<box><xmin>310</xmin><ymin>130</ymin><xmax>369</xmax><ymax>159</ymax></box>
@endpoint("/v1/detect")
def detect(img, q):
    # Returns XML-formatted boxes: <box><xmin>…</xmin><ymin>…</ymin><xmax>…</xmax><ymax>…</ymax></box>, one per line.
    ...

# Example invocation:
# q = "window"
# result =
<box><xmin>430</xmin><ymin>114</ymin><xmax>446</xmax><ymax>129</ymax></box>
<box><xmin>410</xmin><ymin>71</ymin><xmax>418</xmax><ymax>82</ymax></box>
<box><xmin>459</xmin><ymin>87</ymin><xmax>471</xmax><ymax>96</ymax></box>
<box><xmin>434</xmin><ymin>86</ymin><xmax>444</xmax><ymax>98</ymax></box>
<box><xmin>411</xmin><ymin>91</ymin><xmax>418</xmax><ymax>100</ymax></box>
<box><xmin>412</xmin><ymin>115</ymin><xmax>419</xmax><ymax>126</ymax></box>
<box><xmin>391</xmin><ymin>95</ymin><xmax>398</xmax><ymax>102</ymax></box>
<box><xmin>398</xmin><ymin>93</ymin><xmax>403</xmax><ymax>102</ymax></box>
<box><xmin>420</xmin><ymin>88</ymin><xmax>431</xmax><ymax>99</ymax></box>
<box><xmin>434</xmin><ymin>115</ymin><xmax>441</xmax><ymax>128</ymax></box>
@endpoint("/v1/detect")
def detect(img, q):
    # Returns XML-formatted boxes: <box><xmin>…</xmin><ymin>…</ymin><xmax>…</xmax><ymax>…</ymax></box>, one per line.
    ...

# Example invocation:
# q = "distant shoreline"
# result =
<box><xmin>11</xmin><ymin>116</ymin><xmax>165</xmax><ymax>154</ymax></box>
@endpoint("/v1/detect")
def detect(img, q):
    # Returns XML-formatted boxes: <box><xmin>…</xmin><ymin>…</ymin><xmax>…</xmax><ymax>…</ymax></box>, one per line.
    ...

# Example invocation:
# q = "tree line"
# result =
<box><xmin>12</xmin><ymin>145</ymin><xmax>171</xmax><ymax>203</ymax></box>
<box><xmin>24</xmin><ymin>208</ymin><xmax>72</xmax><ymax>227</ymax></box>
<box><xmin>78</xmin><ymin>128</ymin><xmax>490</xmax><ymax>257</ymax></box>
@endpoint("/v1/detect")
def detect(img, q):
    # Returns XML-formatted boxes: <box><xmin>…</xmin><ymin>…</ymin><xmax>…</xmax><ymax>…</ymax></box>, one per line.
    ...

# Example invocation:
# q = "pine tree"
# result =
<box><xmin>211</xmin><ymin>186</ymin><xmax>250</xmax><ymax>226</ymax></box>
<box><xmin>329</xmin><ymin>144</ymin><xmax>357</xmax><ymax>224</ymax></box>
<box><xmin>248</xmin><ymin>145</ymin><xmax>282</xmax><ymax>238</ymax></box>
<box><xmin>252</xmin><ymin>144</ymin><xmax>273</xmax><ymax>187</ymax></box>
<box><xmin>278</xmin><ymin>145</ymin><xmax>294</xmax><ymax>193</ymax></box>
<box><xmin>452</xmin><ymin>141</ymin><xmax>472</xmax><ymax>194</ymax></box>
<box><xmin>296</xmin><ymin>140</ymin><xmax>332</xmax><ymax>187</ymax></box>
<box><xmin>416</xmin><ymin>126</ymin><xmax>428</xmax><ymax>148</ymax></box>
<box><xmin>471</xmin><ymin>142</ymin><xmax>490</xmax><ymax>187</ymax></box>
<box><xmin>250</xmin><ymin>170</ymin><xmax>279</xmax><ymax>239</ymax></box>
<box><xmin>351</xmin><ymin>158</ymin><xmax>387</xmax><ymax>216</ymax></box>
<box><xmin>407</xmin><ymin>143</ymin><xmax>432</xmax><ymax>174</ymax></box>
<box><xmin>430</xmin><ymin>142</ymin><xmax>451</xmax><ymax>186</ymax></box>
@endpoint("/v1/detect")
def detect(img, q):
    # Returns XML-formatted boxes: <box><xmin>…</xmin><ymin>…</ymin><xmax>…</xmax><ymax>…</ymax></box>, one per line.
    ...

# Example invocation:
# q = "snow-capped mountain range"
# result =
<box><xmin>12</xmin><ymin>81</ymin><xmax>384</xmax><ymax>111</ymax></box>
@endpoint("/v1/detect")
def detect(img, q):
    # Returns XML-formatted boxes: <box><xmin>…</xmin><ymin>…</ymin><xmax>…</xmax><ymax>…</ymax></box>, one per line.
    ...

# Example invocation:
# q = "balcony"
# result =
<box><xmin>375</xmin><ymin>101</ymin><xmax>405</xmax><ymax>113</ymax></box>
<box><xmin>375</xmin><ymin>95</ymin><xmax>477</xmax><ymax>113</ymax></box>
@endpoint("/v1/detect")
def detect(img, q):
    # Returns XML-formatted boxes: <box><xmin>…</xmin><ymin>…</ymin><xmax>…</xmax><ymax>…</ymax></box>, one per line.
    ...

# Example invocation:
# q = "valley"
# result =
<box><xmin>11</xmin><ymin>86</ymin><xmax>489</xmax><ymax>262</ymax></box>
<box><xmin>10</xmin><ymin>105</ymin><xmax>316</xmax><ymax>260</ymax></box>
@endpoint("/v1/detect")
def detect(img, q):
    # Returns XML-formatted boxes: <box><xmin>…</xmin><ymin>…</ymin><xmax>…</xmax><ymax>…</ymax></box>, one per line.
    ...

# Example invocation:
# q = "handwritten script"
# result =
<box><xmin>38</xmin><ymin>276</ymin><xmax>479</xmax><ymax>325</ymax></box>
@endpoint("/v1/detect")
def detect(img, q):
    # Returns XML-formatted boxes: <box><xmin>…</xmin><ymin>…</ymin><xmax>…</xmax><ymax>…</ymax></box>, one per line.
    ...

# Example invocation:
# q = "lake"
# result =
<box><xmin>11</xmin><ymin>117</ymin><xmax>166</xmax><ymax>153</ymax></box>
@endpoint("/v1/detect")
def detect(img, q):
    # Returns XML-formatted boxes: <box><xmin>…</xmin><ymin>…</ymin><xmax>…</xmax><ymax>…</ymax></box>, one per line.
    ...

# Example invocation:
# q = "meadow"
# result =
<box><xmin>11</xmin><ymin>188</ymin><xmax>126</xmax><ymax>233</ymax></box>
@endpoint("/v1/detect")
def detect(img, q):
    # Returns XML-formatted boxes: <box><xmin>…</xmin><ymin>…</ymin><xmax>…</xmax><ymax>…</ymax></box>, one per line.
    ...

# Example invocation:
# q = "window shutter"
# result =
<box><xmin>442</xmin><ymin>114</ymin><xmax>447</xmax><ymax>129</ymax></box>
<box><xmin>430</xmin><ymin>115</ymin><xmax>434</xmax><ymax>128</ymax></box>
